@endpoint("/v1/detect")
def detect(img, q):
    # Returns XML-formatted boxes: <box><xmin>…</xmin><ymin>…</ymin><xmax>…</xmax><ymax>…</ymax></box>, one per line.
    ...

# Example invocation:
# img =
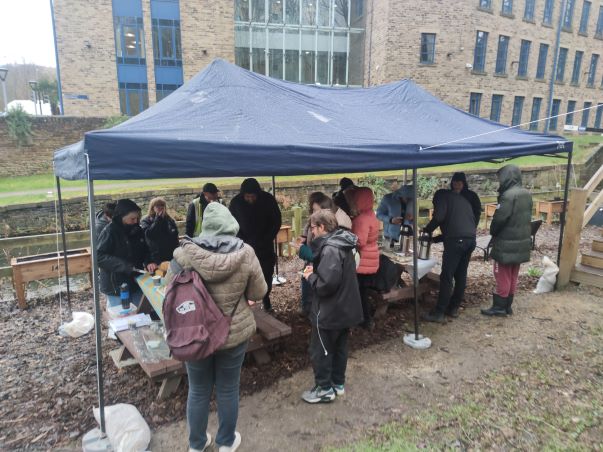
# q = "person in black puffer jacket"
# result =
<box><xmin>140</xmin><ymin>197</ymin><xmax>179</xmax><ymax>264</ymax></box>
<box><xmin>481</xmin><ymin>165</ymin><xmax>533</xmax><ymax>317</ymax></box>
<box><xmin>97</xmin><ymin>199</ymin><xmax>155</xmax><ymax>308</ymax></box>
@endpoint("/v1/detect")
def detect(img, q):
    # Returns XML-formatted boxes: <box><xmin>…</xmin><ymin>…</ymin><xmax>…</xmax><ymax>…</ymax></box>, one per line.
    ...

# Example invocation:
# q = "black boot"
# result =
<box><xmin>423</xmin><ymin>310</ymin><xmax>446</xmax><ymax>323</ymax></box>
<box><xmin>506</xmin><ymin>294</ymin><xmax>514</xmax><ymax>315</ymax></box>
<box><xmin>481</xmin><ymin>294</ymin><xmax>508</xmax><ymax>316</ymax></box>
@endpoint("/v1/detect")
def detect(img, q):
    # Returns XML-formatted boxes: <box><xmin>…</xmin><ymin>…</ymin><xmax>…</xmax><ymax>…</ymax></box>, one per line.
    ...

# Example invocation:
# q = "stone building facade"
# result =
<box><xmin>54</xmin><ymin>0</ymin><xmax>603</xmax><ymax>132</ymax></box>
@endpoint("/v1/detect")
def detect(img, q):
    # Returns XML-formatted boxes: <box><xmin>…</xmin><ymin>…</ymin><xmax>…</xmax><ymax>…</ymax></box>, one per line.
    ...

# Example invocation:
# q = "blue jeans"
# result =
<box><xmin>105</xmin><ymin>289</ymin><xmax>143</xmax><ymax>309</ymax></box>
<box><xmin>185</xmin><ymin>340</ymin><xmax>248</xmax><ymax>449</ymax></box>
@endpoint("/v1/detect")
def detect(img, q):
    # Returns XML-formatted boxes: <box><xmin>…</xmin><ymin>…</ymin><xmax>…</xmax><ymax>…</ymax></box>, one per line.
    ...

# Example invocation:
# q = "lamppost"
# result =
<box><xmin>29</xmin><ymin>80</ymin><xmax>43</xmax><ymax>115</ymax></box>
<box><xmin>0</xmin><ymin>68</ymin><xmax>8</xmax><ymax>112</ymax></box>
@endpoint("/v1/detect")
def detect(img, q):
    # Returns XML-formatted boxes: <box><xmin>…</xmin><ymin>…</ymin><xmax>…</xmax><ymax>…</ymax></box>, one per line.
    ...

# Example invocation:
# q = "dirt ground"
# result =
<box><xmin>0</xmin><ymin>225</ymin><xmax>601</xmax><ymax>450</ymax></box>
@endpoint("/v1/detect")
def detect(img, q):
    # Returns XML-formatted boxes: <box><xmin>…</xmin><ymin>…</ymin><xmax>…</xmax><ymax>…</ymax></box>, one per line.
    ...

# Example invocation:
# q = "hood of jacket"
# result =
<box><xmin>200</xmin><ymin>202</ymin><xmax>240</xmax><ymax>237</ymax></box>
<box><xmin>350</xmin><ymin>187</ymin><xmax>374</xmax><ymax>214</ymax></box>
<box><xmin>497</xmin><ymin>165</ymin><xmax>522</xmax><ymax>193</ymax></box>
<box><xmin>112</xmin><ymin>199</ymin><xmax>141</xmax><ymax>225</ymax></box>
<box><xmin>450</xmin><ymin>172</ymin><xmax>469</xmax><ymax>191</ymax></box>
<box><xmin>240</xmin><ymin>177</ymin><xmax>262</xmax><ymax>194</ymax></box>
<box><xmin>311</xmin><ymin>228</ymin><xmax>358</xmax><ymax>255</ymax></box>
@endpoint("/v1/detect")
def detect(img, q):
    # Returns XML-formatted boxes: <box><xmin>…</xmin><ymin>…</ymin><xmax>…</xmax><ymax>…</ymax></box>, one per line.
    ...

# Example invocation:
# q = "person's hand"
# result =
<box><xmin>146</xmin><ymin>263</ymin><xmax>158</xmax><ymax>273</ymax></box>
<box><xmin>247</xmin><ymin>300</ymin><xmax>256</xmax><ymax>306</ymax></box>
<box><xmin>391</xmin><ymin>217</ymin><xmax>403</xmax><ymax>225</ymax></box>
<box><xmin>302</xmin><ymin>264</ymin><xmax>313</xmax><ymax>280</ymax></box>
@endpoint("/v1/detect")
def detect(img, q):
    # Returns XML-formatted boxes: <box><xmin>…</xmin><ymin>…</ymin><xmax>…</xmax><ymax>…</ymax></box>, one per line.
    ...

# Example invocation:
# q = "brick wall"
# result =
<box><xmin>0</xmin><ymin>116</ymin><xmax>106</xmax><ymax>177</ymax></box>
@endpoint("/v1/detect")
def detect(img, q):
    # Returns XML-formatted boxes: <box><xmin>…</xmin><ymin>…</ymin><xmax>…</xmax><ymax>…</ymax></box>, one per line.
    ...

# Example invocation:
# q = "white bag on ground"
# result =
<box><xmin>58</xmin><ymin>311</ymin><xmax>94</xmax><ymax>338</ymax></box>
<box><xmin>93</xmin><ymin>404</ymin><xmax>151</xmax><ymax>452</ymax></box>
<box><xmin>534</xmin><ymin>256</ymin><xmax>559</xmax><ymax>294</ymax></box>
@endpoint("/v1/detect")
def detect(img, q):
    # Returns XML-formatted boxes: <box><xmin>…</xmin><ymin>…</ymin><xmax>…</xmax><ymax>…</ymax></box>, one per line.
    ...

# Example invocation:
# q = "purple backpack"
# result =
<box><xmin>163</xmin><ymin>270</ymin><xmax>239</xmax><ymax>361</ymax></box>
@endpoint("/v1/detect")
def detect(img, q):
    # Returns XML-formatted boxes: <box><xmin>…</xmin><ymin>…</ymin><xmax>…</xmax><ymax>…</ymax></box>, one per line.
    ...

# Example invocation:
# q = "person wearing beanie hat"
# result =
<box><xmin>229</xmin><ymin>178</ymin><xmax>282</xmax><ymax>313</ymax></box>
<box><xmin>165</xmin><ymin>202</ymin><xmax>267</xmax><ymax>452</ymax></box>
<box><xmin>450</xmin><ymin>172</ymin><xmax>482</xmax><ymax>226</ymax></box>
<box><xmin>332</xmin><ymin>177</ymin><xmax>356</xmax><ymax>216</ymax></box>
<box><xmin>97</xmin><ymin>198</ymin><xmax>154</xmax><ymax>308</ymax></box>
<box><xmin>185</xmin><ymin>182</ymin><xmax>222</xmax><ymax>237</ymax></box>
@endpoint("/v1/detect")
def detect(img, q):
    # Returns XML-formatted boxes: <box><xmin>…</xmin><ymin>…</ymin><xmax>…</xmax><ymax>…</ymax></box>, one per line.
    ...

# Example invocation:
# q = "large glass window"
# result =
<box><xmin>420</xmin><ymin>33</ymin><xmax>436</xmax><ymax>64</ymax></box>
<box><xmin>473</xmin><ymin>31</ymin><xmax>488</xmax><ymax>72</ymax></box>
<box><xmin>535</xmin><ymin>43</ymin><xmax>549</xmax><ymax>79</ymax></box>
<box><xmin>563</xmin><ymin>0</ymin><xmax>576</xmax><ymax>30</ymax></box>
<box><xmin>495</xmin><ymin>35</ymin><xmax>509</xmax><ymax>75</ymax></box>
<box><xmin>595</xmin><ymin>103</ymin><xmax>603</xmax><ymax>128</ymax></box>
<box><xmin>469</xmin><ymin>92</ymin><xmax>482</xmax><ymax>116</ymax></box>
<box><xmin>502</xmin><ymin>0</ymin><xmax>513</xmax><ymax>15</ymax></box>
<box><xmin>251</xmin><ymin>26</ymin><xmax>266</xmax><ymax>74</ymax></box>
<box><xmin>524</xmin><ymin>0</ymin><xmax>535</xmax><ymax>21</ymax></box>
<box><xmin>518</xmin><ymin>39</ymin><xmax>531</xmax><ymax>77</ymax></box>
<box><xmin>566</xmin><ymin>100</ymin><xmax>577</xmax><ymax>125</ymax></box>
<box><xmin>571</xmin><ymin>50</ymin><xmax>584</xmax><ymax>84</ymax></box>
<box><xmin>479</xmin><ymin>0</ymin><xmax>492</xmax><ymax>10</ymax></box>
<box><xmin>596</xmin><ymin>6</ymin><xmax>603</xmax><ymax>37</ymax></box>
<box><xmin>152</xmin><ymin>19</ymin><xmax>182</xmax><ymax>67</ymax></box>
<box><xmin>550</xmin><ymin>98</ymin><xmax>561</xmax><ymax>130</ymax></box>
<box><xmin>114</xmin><ymin>16</ymin><xmax>146</xmax><ymax>65</ymax></box>
<box><xmin>269</xmin><ymin>0</ymin><xmax>284</xmax><ymax>23</ymax></box>
<box><xmin>252</xmin><ymin>0</ymin><xmax>266</xmax><ymax>22</ymax></box>
<box><xmin>529</xmin><ymin>97</ymin><xmax>542</xmax><ymax>130</ymax></box>
<box><xmin>556</xmin><ymin>47</ymin><xmax>568</xmax><ymax>82</ymax></box>
<box><xmin>543</xmin><ymin>0</ymin><xmax>554</xmax><ymax>25</ymax></box>
<box><xmin>156</xmin><ymin>83</ymin><xmax>181</xmax><ymax>102</ymax></box>
<box><xmin>490</xmin><ymin>94</ymin><xmax>503</xmax><ymax>122</ymax></box>
<box><xmin>581</xmin><ymin>101</ymin><xmax>592</xmax><ymax>127</ymax></box>
<box><xmin>285</xmin><ymin>0</ymin><xmax>299</xmax><ymax>24</ymax></box>
<box><xmin>269</xmin><ymin>28</ymin><xmax>284</xmax><ymax>78</ymax></box>
<box><xmin>512</xmin><ymin>96</ymin><xmax>524</xmax><ymax>126</ymax></box>
<box><xmin>579</xmin><ymin>1</ymin><xmax>591</xmax><ymax>34</ymax></box>
<box><xmin>119</xmin><ymin>82</ymin><xmax>148</xmax><ymax>116</ymax></box>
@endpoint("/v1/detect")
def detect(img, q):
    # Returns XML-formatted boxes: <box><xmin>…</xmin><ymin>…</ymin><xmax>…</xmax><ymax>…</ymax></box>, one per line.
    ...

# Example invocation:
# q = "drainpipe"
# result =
<box><xmin>544</xmin><ymin>0</ymin><xmax>567</xmax><ymax>133</ymax></box>
<box><xmin>50</xmin><ymin>0</ymin><xmax>64</xmax><ymax>115</ymax></box>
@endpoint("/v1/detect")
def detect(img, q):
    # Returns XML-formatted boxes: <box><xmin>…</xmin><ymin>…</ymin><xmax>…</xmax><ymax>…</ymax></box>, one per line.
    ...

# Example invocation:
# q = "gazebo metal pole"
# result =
<box><xmin>86</xmin><ymin>157</ymin><xmax>105</xmax><ymax>434</ymax></box>
<box><xmin>412</xmin><ymin>168</ymin><xmax>419</xmax><ymax>340</ymax></box>
<box><xmin>556</xmin><ymin>149</ymin><xmax>573</xmax><ymax>265</ymax></box>
<box><xmin>55</xmin><ymin>176</ymin><xmax>72</xmax><ymax>315</ymax></box>
<box><xmin>272</xmin><ymin>176</ymin><xmax>280</xmax><ymax>277</ymax></box>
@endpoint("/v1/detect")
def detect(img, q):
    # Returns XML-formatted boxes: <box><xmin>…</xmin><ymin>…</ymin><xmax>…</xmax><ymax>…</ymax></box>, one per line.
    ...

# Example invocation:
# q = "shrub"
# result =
<box><xmin>416</xmin><ymin>175</ymin><xmax>439</xmax><ymax>199</ymax></box>
<box><xmin>5</xmin><ymin>105</ymin><xmax>33</xmax><ymax>146</ymax></box>
<box><xmin>360</xmin><ymin>174</ymin><xmax>388</xmax><ymax>201</ymax></box>
<box><xmin>102</xmin><ymin>115</ymin><xmax>129</xmax><ymax>129</ymax></box>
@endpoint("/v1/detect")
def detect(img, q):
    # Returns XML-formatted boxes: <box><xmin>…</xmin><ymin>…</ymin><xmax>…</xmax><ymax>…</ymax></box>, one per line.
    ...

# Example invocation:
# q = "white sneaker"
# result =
<box><xmin>218</xmin><ymin>431</ymin><xmax>241</xmax><ymax>452</ymax></box>
<box><xmin>189</xmin><ymin>432</ymin><xmax>212</xmax><ymax>452</ymax></box>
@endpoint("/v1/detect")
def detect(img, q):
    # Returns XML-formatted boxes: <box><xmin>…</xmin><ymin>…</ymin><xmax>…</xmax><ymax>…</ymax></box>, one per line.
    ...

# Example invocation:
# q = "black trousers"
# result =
<box><xmin>259</xmin><ymin>253</ymin><xmax>276</xmax><ymax>310</ymax></box>
<box><xmin>309</xmin><ymin>326</ymin><xmax>349</xmax><ymax>389</ymax></box>
<box><xmin>435</xmin><ymin>237</ymin><xmax>476</xmax><ymax>314</ymax></box>
<box><xmin>357</xmin><ymin>274</ymin><xmax>374</xmax><ymax>324</ymax></box>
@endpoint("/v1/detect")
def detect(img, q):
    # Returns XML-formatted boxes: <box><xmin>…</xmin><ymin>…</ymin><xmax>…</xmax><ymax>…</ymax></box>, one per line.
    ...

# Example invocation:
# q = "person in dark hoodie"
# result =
<box><xmin>481</xmin><ymin>165</ymin><xmax>533</xmax><ymax>317</ymax></box>
<box><xmin>422</xmin><ymin>173</ymin><xmax>481</xmax><ymax>322</ymax></box>
<box><xmin>97</xmin><ymin>199</ymin><xmax>155</xmax><ymax>308</ymax></box>
<box><xmin>301</xmin><ymin>209</ymin><xmax>363</xmax><ymax>403</ymax></box>
<box><xmin>185</xmin><ymin>183</ymin><xmax>221</xmax><ymax>237</ymax></box>
<box><xmin>332</xmin><ymin>177</ymin><xmax>355</xmax><ymax>216</ymax></box>
<box><xmin>140</xmin><ymin>197</ymin><xmax>179</xmax><ymax>264</ymax></box>
<box><xmin>95</xmin><ymin>202</ymin><xmax>116</xmax><ymax>238</ymax></box>
<box><xmin>229</xmin><ymin>178</ymin><xmax>282</xmax><ymax>312</ymax></box>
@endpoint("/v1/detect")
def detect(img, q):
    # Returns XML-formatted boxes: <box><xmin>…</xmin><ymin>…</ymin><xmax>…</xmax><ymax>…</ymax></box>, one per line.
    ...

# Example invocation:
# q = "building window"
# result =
<box><xmin>495</xmin><ymin>35</ymin><xmax>510</xmax><ymax>75</ymax></box>
<box><xmin>469</xmin><ymin>92</ymin><xmax>482</xmax><ymax>116</ymax></box>
<box><xmin>502</xmin><ymin>0</ymin><xmax>513</xmax><ymax>16</ymax></box>
<box><xmin>571</xmin><ymin>50</ymin><xmax>584</xmax><ymax>85</ymax></box>
<box><xmin>535</xmin><ymin>43</ymin><xmax>549</xmax><ymax>79</ymax></box>
<box><xmin>543</xmin><ymin>0</ymin><xmax>554</xmax><ymax>25</ymax></box>
<box><xmin>587</xmin><ymin>54</ymin><xmax>599</xmax><ymax>86</ymax></box>
<box><xmin>512</xmin><ymin>96</ymin><xmax>524</xmax><ymax>126</ymax></box>
<box><xmin>152</xmin><ymin>19</ymin><xmax>182</xmax><ymax>67</ymax></box>
<box><xmin>566</xmin><ymin>100</ymin><xmax>577</xmax><ymax>125</ymax></box>
<box><xmin>529</xmin><ymin>97</ymin><xmax>542</xmax><ymax>130</ymax></box>
<box><xmin>156</xmin><ymin>83</ymin><xmax>181</xmax><ymax>101</ymax></box>
<box><xmin>479</xmin><ymin>0</ymin><xmax>492</xmax><ymax>10</ymax></box>
<box><xmin>490</xmin><ymin>94</ymin><xmax>503</xmax><ymax>122</ymax></box>
<box><xmin>524</xmin><ymin>0</ymin><xmax>535</xmax><ymax>21</ymax></box>
<box><xmin>581</xmin><ymin>101</ymin><xmax>592</xmax><ymax>127</ymax></box>
<box><xmin>595</xmin><ymin>103</ymin><xmax>603</xmax><ymax>128</ymax></box>
<box><xmin>563</xmin><ymin>0</ymin><xmax>576</xmax><ymax>30</ymax></box>
<box><xmin>420</xmin><ymin>33</ymin><xmax>436</xmax><ymax>64</ymax></box>
<box><xmin>114</xmin><ymin>16</ymin><xmax>146</xmax><ymax>65</ymax></box>
<box><xmin>556</xmin><ymin>47</ymin><xmax>568</xmax><ymax>82</ymax></box>
<box><xmin>550</xmin><ymin>98</ymin><xmax>561</xmax><ymax>130</ymax></box>
<box><xmin>596</xmin><ymin>6</ymin><xmax>603</xmax><ymax>38</ymax></box>
<box><xmin>579</xmin><ymin>1</ymin><xmax>591</xmax><ymax>34</ymax></box>
<box><xmin>518</xmin><ymin>39</ymin><xmax>531</xmax><ymax>77</ymax></box>
<box><xmin>473</xmin><ymin>31</ymin><xmax>488</xmax><ymax>72</ymax></box>
<box><xmin>118</xmin><ymin>82</ymin><xmax>149</xmax><ymax>116</ymax></box>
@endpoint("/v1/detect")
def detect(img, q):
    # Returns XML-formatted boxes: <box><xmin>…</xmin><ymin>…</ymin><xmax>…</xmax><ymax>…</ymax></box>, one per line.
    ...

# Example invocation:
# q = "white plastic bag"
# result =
<box><xmin>58</xmin><ymin>311</ymin><xmax>94</xmax><ymax>338</ymax></box>
<box><xmin>93</xmin><ymin>404</ymin><xmax>151</xmax><ymax>452</ymax></box>
<box><xmin>533</xmin><ymin>256</ymin><xmax>559</xmax><ymax>294</ymax></box>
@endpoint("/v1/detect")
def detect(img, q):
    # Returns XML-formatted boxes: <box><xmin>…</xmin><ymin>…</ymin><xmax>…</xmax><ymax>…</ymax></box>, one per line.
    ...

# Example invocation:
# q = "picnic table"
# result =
<box><xmin>108</xmin><ymin>273</ymin><xmax>292</xmax><ymax>399</ymax></box>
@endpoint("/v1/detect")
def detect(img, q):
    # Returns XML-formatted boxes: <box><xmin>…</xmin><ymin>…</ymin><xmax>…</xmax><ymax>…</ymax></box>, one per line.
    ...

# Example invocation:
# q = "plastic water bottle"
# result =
<box><xmin>120</xmin><ymin>283</ymin><xmax>130</xmax><ymax>310</ymax></box>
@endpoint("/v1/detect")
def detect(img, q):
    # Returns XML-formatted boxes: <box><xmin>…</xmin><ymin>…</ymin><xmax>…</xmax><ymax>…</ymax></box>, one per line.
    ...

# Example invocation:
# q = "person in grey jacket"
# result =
<box><xmin>165</xmin><ymin>202</ymin><xmax>267</xmax><ymax>452</ymax></box>
<box><xmin>301</xmin><ymin>209</ymin><xmax>363</xmax><ymax>404</ymax></box>
<box><xmin>94</xmin><ymin>201</ymin><xmax>115</xmax><ymax>238</ymax></box>
<box><xmin>482</xmin><ymin>165</ymin><xmax>533</xmax><ymax>316</ymax></box>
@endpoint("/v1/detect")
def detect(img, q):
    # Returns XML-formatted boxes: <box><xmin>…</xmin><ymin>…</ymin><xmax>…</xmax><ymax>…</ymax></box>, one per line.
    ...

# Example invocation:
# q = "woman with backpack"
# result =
<box><xmin>164</xmin><ymin>202</ymin><xmax>267</xmax><ymax>452</ymax></box>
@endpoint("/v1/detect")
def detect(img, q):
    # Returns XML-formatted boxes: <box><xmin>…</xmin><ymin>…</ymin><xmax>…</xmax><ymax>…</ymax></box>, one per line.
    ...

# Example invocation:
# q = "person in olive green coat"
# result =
<box><xmin>482</xmin><ymin>165</ymin><xmax>533</xmax><ymax>317</ymax></box>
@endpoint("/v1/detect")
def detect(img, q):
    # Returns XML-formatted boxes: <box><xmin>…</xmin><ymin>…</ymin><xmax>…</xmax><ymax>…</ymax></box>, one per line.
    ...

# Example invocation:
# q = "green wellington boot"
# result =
<box><xmin>506</xmin><ymin>294</ymin><xmax>514</xmax><ymax>315</ymax></box>
<box><xmin>481</xmin><ymin>294</ymin><xmax>508</xmax><ymax>317</ymax></box>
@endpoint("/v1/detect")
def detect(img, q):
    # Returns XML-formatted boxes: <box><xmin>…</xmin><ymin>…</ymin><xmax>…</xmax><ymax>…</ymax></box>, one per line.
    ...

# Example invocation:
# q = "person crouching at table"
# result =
<box><xmin>97</xmin><ymin>199</ymin><xmax>156</xmax><ymax>309</ymax></box>
<box><xmin>301</xmin><ymin>209</ymin><xmax>363</xmax><ymax>403</ymax></box>
<box><xmin>165</xmin><ymin>202</ymin><xmax>267</xmax><ymax>451</ymax></box>
<box><xmin>141</xmin><ymin>197</ymin><xmax>180</xmax><ymax>264</ymax></box>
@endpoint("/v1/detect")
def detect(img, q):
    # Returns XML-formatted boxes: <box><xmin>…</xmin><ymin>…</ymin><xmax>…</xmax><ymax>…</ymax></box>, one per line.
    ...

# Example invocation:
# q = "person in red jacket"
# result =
<box><xmin>346</xmin><ymin>187</ymin><xmax>380</xmax><ymax>329</ymax></box>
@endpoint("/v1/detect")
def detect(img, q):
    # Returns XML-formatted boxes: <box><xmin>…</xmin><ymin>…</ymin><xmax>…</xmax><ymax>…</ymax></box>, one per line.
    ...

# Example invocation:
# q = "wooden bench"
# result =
<box><xmin>11</xmin><ymin>248</ymin><xmax>92</xmax><ymax>309</ymax></box>
<box><xmin>276</xmin><ymin>225</ymin><xmax>292</xmax><ymax>257</ymax></box>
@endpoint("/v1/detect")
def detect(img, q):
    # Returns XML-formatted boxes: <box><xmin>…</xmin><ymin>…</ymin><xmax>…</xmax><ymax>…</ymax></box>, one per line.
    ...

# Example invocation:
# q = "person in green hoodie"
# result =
<box><xmin>481</xmin><ymin>165</ymin><xmax>533</xmax><ymax>317</ymax></box>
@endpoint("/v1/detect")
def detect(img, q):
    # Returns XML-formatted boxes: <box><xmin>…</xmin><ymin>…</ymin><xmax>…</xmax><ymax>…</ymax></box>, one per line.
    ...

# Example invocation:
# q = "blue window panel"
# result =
<box><xmin>563</xmin><ymin>0</ymin><xmax>576</xmax><ymax>30</ymax></box>
<box><xmin>495</xmin><ymin>35</ymin><xmax>509</xmax><ymax>75</ymax></box>
<box><xmin>595</xmin><ymin>103</ymin><xmax>603</xmax><ymax>128</ymax></box>
<box><xmin>420</xmin><ymin>33</ymin><xmax>436</xmax><ymax>64</ymax></box>
<box><xmin>118</xmin><ymin>82</ymin><xmax>149</xmax><ymax>116</ymax></box>
<box><xmin>529</xmin><ymin>97</ymin><xmax>542</xmax><ymax>130</ymax></box>
<box><xmin>566</xmin><ymin>100</ymin><xmax>577</xmax><ymax>125</ymax></box>
<box><xmin>154</xmin><ymin>66</ymin><xmax>184</xmax><ymax>85</ymax></box>
<box><xmin>596</xmin><ymin>6</ymin><xmax>603</xmax><ymax>37</ymax></box>
<box><xmin>479</xmin><ymin>0</ymin><xmax>492</xmax><ymax>9</ymax></box>
<box><xmin>518</xmin><ymin>39</ymin><xmax>531</xmax><ymax>77</ymax></box>
<box><xmin>117</xmin><ymin>64</ymin><xmax>148</xmax><ymax>83</ymax></box>
<box><xmin>469</xmin><ymin>92</ymin><xmax>482</xmax><ymax>116</ymax></box>
<box><xmin>550</xmin><ymin>99</ymin><xmax>561</xmax><ymax>130</ymax></box>
<box><xmin>579</xmin><ymin>1</ymin><xmax>591</xmax><ymax>34</ymax></box>
<box><xmin>152</xmin><ymin>19</ymin><xmax>183</xmax><ymax>67</ymax></box>
<box><xmin>473</xmin><ymin>31</ymin><xmax>488</xmax><ymax>72</ymax></box>
<box><xmin>556</xmin><ymin>47</ymin><xmax>568</xmax><ymax>82</ymax></box>
<box><xmin>112</xmin><ymin>0</ymin><xmax>142</xmax><ymax>17</ymax></box>
<box><xmin>490</xmin><ymin>94</ymin><xmax>503</xmax><ymax>122</ymax></box>
<box><xmin>151</xmin><ymin>0</ymin><xmax>180</xmax><ymax>20</ymax></box>
<box><xmin>512</xmin><ymin>96</ymin><xmax>524</xmax><ymax>126</ymax></box>
<box><xmin>156</xmin><ymin>83</ymin><xmax>182</xmax><ymax>102</ymax></box>
<box><xmin>502</xmin><ymin>0</ymin><xmax>513</xmax><ymax>15</ymax></box>
<box><xmin>524</xmin><ymin>0</ymin><xmax>535</xmax><ymax>21</ymax></box>
<box><xmin>114</xmin><ymin>16</ymin><xmax>146</xmax><ymax>65</ymax></box>
<box><xmin>587</xmin><ymin>54</ymin><xmax>599</xmax><ymax>86</ymax></box>
<box><xmin>571</xmin><ymin>50</ymin><xmax>583</xmax><ymax>84</ymax></box>
<box><xmin>581</xmin><ymin>102</ymin><xmax>592</xmax><ymax>127</ymax></box>
<box><xmin>536</xmin><ymin>43</ymin><xmax>549</xmax><ymax>79</ymax></box>
<box><xmin>543</xmin><ymin>0</ymin><xmax>554</xmax><ymax>25</ymax></box>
